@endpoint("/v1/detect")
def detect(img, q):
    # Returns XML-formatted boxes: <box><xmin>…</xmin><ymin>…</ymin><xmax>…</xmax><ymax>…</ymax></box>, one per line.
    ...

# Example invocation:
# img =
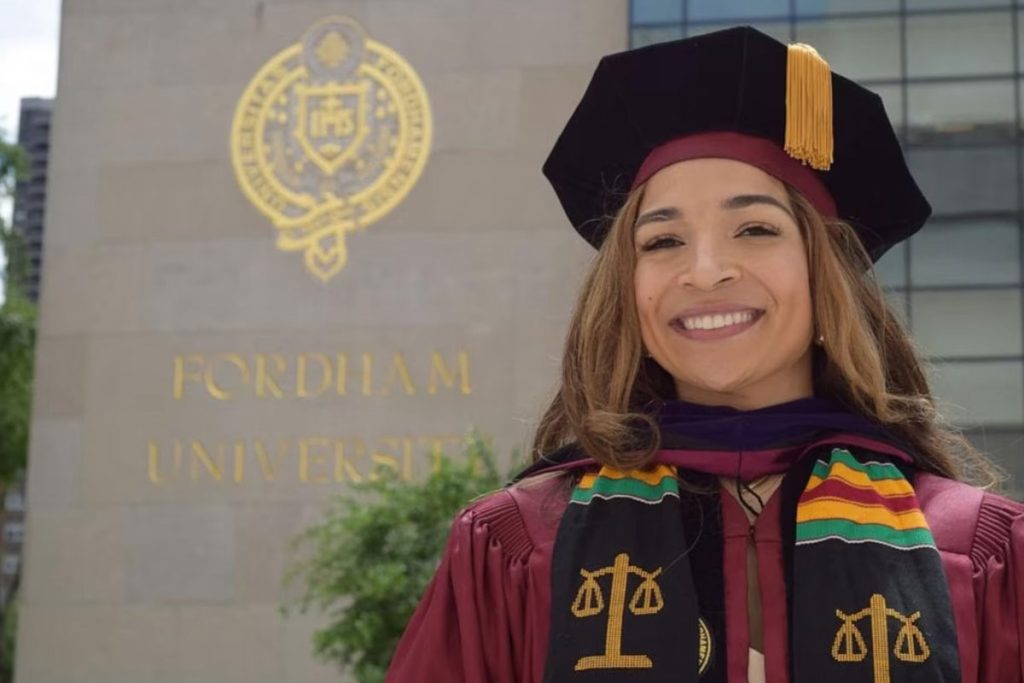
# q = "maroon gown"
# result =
<box><xmin>385</xmin><ymin>469</ymin><xmax>1024</xmax><ymax>682</ymax></box>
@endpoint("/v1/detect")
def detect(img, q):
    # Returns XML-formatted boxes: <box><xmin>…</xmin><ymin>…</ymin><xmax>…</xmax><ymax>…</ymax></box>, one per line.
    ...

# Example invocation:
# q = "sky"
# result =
<box><xmin>0</xmin><ymin>0</ymin><xmax>60</xmax><ymax>302</ymax></box>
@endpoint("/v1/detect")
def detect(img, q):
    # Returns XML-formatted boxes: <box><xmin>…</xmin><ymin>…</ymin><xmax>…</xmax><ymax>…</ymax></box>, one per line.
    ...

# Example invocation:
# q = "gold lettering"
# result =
<box><xmin>380</xmin><ymin>352</ymin><xmax>416</xmax><ymax>396</ymax></box>
<box><xmin>361</xmin><ymin>353</ymin><xmax>373</xmax><ymax>396</ymax></box>
<box><xmin>335</xmin><ymin>438</ymin><xmax>366</xmax><ymax>482</ymax></box>
<box><xmin>336</xmin><ymin>353</ymin><xmax>348</xmax><ymax>396</ymax></box>
<box><xmin>190</xmin><ymin>440</ymin><xmax>225</xmax><ymax>481</ymax></box>
<box><xmin>204</xmin><ymin>353</ymin><xmax>251</xmax><ymax>401</ymax></box>
<box><xmin>312</xmin><ymin>98</ymin><xmax>355</xmax><ymax>137</ymax></box>
<box><xmin>147</xmin><ymin>440</ymin><xmax>183</xmax><ymax>483</ymax></box>
<box><xmin>255</xmin><ymin>353</ymin><xmax>287</xmax><ymax>398</ymax></box>
<box><xmin>233</xmin><ymin>439</ymin><xmax>245</xmax><ymax>483</ymax></box>
<box><xmin>254</xmin><ymin>439</ymin><xmax>290</xmax><ymax>481</ymax></box>
<box><xmin>297</xmin><ymin>352</ymin><xmax>332</xmax><ymax>398</ymax></box>
<box><xmin>370</xmin><ymin>437</ymin><xmax>401</xmax><ymax>480</ymax></box>
<box><xmin>146</xmin><ymin>433</ymin><xmax>464</xmax><ymax>485</ymax></box>
<box><xmin>173</xmin><ymin>354</ymin><xmax>205</xmax><ymax>400</ymax></box>
<box><xmin>428</xmin><ymin>350</ymin><xmax>472</xmax><ymax>395</ymax></box>
<box><xmin>299</xmin><ymin>437</ymin><xmax>331</xmax><ymax>483</ymax></box>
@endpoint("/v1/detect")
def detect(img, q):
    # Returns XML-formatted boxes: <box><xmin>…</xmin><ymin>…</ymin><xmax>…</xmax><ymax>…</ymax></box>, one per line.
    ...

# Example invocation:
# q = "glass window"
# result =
<box><xmin>912</xmin><ymin>288</ymin><xmax>1022</xmax><ymax>357</ymax></box>
<box><xmin>928</xmin><ymin>360</ymin><xmax>1023</xmax><ymax>427</ymax></box>
<box><xmin>883</xmin><ymin>289</ymin><xmax>910</xmax><ymax>327</ymax></box>
<box><xmin>796</xmin><ymin>17</ymin><xmax>900</xmax><ymax>81</ymax></box>
<box><xmin>873</xmin><ymin>84</ymin><xmax>904</xmax><ymax>132</ymax></box>
<box><xmin>3</xmin><ymin>491</ymin><xmax>22</xmax><ymax>512</ymax></box>
<box><xmin>632</xmin><ymin>0</ymin><xmax>684</xmax><ymax>24</ymax></box>
<box><xmin>907</xmin><ymin>80</ymin><xmax>1015</xmax><ymax>145</ymax></box>
<box><xmin>963</xmin><ymin>428</ymin><xmax>1024</xmax><ymax>499</ymax></box>
<box><xmin>874</xmin><ymin>241</ymin><xmax>907</xmax><ymax>288</ymax></box>
<box><xmin>2</xmin><ymin>523</ymin><xmax>22</xmax><ymax>544</ymax></box>
<box><xmin>911</xmin><ymin>219</ymin><xmax>1021</xmax><ymax>286</ymax></box>
<box><xmin>686</xmin><ymin>21</ymin><xmax>791</xmax><ymax>44</ymax></box>
<box><xmin>907</xmin><ymin>12</ymin><xmax>1013</xmax><ymax>78</ymax></box>
<box><xmin>632</xmin><ymin>25</ymin><xmax>685</xmax><ymax>48</ymax></box>
<box><xmin>795</xmin><ymin>0</ymin><xmax>898</xmax><ymax>15</ymax></box>
<box><xmin>909</xmin><ymin>0</ymin><xmax>1009</xmax><ymax>7</ymax></box>
<box><xmin>687</xmin><ymin>0</ymin><xmax>789</xmax><ymax>21</ymax></box>
<box><xmin>908</xmin><ymin>146</ymin><xmax>1018</xmax><ymax>215</ymax></box>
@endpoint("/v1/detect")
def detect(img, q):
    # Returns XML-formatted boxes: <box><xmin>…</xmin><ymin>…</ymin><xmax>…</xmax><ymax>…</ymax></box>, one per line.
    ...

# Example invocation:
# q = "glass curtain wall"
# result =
<box><xmin>631</xmin><ymin>0</ymin><xmax>1024</xmax><ymax>498</ymax></box>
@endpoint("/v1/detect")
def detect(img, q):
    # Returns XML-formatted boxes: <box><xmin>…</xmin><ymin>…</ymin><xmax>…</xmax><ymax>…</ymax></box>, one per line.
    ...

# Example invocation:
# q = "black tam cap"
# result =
<box><xmin>542</xmin><ymin>26</ymin><xmax>930</xmax><ymax>262</ymax></box>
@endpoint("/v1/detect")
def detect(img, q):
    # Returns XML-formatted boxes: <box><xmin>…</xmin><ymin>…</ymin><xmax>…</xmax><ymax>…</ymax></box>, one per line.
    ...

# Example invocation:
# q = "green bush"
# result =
<box><xmin>281</xmin><ymin>430</ymin><xmax>518</xmax><ymax>683</ymax></box>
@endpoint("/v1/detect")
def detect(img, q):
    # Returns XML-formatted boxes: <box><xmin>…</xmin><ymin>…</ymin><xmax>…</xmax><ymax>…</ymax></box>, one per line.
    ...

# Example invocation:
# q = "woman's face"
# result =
<box><xmin>633</xmin><ymin>157</ymin><xmax>815</xmax><ymax>410</ymax></box>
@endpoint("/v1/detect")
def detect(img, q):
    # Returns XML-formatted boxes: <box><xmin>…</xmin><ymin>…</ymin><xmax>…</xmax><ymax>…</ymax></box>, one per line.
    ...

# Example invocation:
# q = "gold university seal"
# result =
<box><xmin>231</xmin><ymin>16</ymin><xmax>432</xmax><ymax>281</ymax></box>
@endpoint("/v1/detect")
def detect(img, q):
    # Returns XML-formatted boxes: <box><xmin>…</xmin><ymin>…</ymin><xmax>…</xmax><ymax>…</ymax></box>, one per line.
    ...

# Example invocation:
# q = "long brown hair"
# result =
<box><xmin>530</xmin><ymin>182</ymin><xmax>1002</xmax><ymax>487</ymax></box>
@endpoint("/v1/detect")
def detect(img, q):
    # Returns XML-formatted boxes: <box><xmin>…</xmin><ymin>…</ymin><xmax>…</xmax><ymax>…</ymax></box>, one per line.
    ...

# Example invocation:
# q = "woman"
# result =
<box><xmin>385</xmin><ymin>27</ymin><xmax>1024</xmax><ymax>683</ymax></box>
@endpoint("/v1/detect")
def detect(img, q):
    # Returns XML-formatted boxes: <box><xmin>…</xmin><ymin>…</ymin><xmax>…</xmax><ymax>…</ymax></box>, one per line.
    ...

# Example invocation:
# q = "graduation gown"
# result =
<box><xmin>385</xmin><ymin>466</ymin><xmax>1024</xmax><ymax>682</ymax></box>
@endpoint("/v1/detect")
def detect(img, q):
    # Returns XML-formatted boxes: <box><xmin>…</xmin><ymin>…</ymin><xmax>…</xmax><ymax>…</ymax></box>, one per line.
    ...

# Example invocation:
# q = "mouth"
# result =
<box><xmin>670</xmin><ymin>308</ymin><xmax>765</xmax><ymax>341</ymax></box>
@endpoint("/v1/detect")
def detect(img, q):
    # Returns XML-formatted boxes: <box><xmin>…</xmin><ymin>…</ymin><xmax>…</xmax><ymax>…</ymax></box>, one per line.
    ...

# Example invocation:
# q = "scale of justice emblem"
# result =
<box><xmin>231</xmin><ymin>16</ymin><xmax>432</xmax><ymax>282</ymax></box>
<box><xmin>832</xmin><ymin>593</ymin><xmax>930</xmax><ymax>683</ymax></box>
<box><xmin>571</xmin><ymin>552</ymin><xmax>712</xmax><ymax>674</ymax></box>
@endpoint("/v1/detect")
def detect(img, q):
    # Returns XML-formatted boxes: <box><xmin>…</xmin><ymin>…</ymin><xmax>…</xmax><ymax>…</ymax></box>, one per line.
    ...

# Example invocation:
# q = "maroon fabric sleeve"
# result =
<box><xmin>385</xmin><ymin>485</ymin><xmax>557</xmax><ymax>683</ymax></box>
<box><xmin>973</xmin><ymin>492</ymin><xmax>1024</xmax><ymax>682</ymax></box>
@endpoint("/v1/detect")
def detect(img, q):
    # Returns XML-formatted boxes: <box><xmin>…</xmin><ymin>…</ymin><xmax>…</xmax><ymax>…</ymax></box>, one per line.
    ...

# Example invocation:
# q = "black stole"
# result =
<box><xmin>527</xmin><ymin>398</ymin><xmax>961</xmax><ymax>682</ymax></box>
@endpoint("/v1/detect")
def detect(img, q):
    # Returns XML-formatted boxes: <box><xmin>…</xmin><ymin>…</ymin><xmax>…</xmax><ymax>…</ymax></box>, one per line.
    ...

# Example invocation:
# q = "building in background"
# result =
<box><xmin>2</xmin><ymin>97</ymin><xmax>50</xmax><ymax>609</ymax></box>
<box><xmin>11</xmin><ymin>97</ymin><xmax>52</xmax><ymax>303</ymax></box>
<box><xmin>631</xmin><ymin>0</ymin><xmax>1024</xmax><ymax>497</ymax></box>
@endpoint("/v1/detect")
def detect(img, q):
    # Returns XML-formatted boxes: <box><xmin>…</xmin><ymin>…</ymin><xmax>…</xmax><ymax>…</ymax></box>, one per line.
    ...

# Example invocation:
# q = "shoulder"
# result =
<box><xmin>916</xmin><ymin>472</ymin><xmax>1024</xmax><ymax>569</ymax></box>
<box><xmin>453</xmin><ymin>472</ymin><xmax>573</xmax><ymax>563</ymax></box>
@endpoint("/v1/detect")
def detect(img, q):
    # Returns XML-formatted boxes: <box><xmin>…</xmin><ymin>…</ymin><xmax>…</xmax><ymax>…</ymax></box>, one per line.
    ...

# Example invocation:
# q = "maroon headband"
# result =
<box><xmin>630</xmin><ymin>131</ymin><xmax>838</xmax><ymax>218</ymax></box>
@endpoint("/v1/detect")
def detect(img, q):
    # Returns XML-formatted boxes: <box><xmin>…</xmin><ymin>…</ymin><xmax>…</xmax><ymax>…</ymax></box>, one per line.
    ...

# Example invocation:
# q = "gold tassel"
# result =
<box><xmin>784</xmin><ymin>43</ymin><xmax>833</xmax><ymax>171</ymax></box>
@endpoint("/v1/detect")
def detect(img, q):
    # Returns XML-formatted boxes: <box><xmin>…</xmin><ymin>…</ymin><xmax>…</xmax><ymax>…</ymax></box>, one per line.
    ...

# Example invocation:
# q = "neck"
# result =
<box><xmin>673</xmin><ymin>354</ymin><xmax>815</xmax><ymax>411</ymax></box>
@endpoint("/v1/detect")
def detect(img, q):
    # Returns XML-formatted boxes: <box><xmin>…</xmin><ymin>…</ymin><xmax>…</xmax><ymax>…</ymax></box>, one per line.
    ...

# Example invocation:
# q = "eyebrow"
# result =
<box><xmin>633</xmin><ymin>193</ymin><xmax>795</xmax><ymax>231</ymax></box>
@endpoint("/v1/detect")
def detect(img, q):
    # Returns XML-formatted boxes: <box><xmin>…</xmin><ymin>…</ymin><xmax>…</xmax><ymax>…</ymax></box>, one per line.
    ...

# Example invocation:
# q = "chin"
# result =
<box><xmin>679</xmin><ymin>374</ymin><xmax>754</xmax><ymax>396</ymax></box>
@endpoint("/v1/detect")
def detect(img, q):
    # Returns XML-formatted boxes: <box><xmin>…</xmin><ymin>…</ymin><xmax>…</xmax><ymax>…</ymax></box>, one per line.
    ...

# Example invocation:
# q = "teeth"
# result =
<box><xmin>679</xmin><ymin>310</ymin><xmax>758</xmax><ymax>331</ymax></box>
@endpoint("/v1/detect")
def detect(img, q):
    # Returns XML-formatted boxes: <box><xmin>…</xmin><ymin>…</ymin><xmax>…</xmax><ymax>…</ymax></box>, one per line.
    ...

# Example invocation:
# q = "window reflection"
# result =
<box><xmin>908</xmin><ymin>146</ymin><xmax>1018</xmax><ymax>214</ymax></box>
<box><xmin>875</xmin><ymin>241</ymin><xmax>907</xmax><ymax>288</ymax></box>
<box><xmin>911</xmin><ymin>219</ymin><xmax>1020</xmax><ymax>286</ymax></box>
<box><xmin>795</xmin><ymin>0</ymin><xmax>898</xmax><ymax>14</ymax></box>
<box><xmin>873</xmin><ymin>84</ymin><xmax>904</xmax><ymax>131</ymax></box>
<box><xmin>963</xmin><ymin>429</ymin><xmax>1024</xmax><ymax>498</ymax></box>
<box><xmin>796</xmin><ymin>17</ymin><xmax>900</xmax><ymax>80</ymax></box>
<box><xmin>928</xmin><ymin>361</ymin><xmax>1024</xmax><ymax>426</ymax></box>
<box><xmin>907</xmin><ymin>80</ymin><xmax>1015</xmax><ymax>145</ymax></box>
<box><xmin>883</xmin><ymin>289</ymin><xmax>910</xmax><ymax>327</ymax></box>
<box><xmin>686</xmin><ymin>21</ymin><xmax>791</xmax><ymax>43</ymax></box>
<box><xmin>632</xmin><ymin>0</ymin><xmax>684</xmax><ymax>24</ymax></box>
<box><xmin>913</xmin><ymin>289</ymin><xmax>1022</xmax><ymax>357</ymax></box>
<box><xmin>687</xmin><ymin>0</ymin><xmax>788</xmax><ymax>21</ymax></box>
<box><xmin>908</xmin><ymin>0</ymin><xmax>1010</xmax><ymax>8</ymax></box>
<box><xmin>907</xmin><ymin>12</ymin><xmax>1013</xmax><ymax>78</ymax></box>
<box><xmin>632</xmin><ymin>25</ymin><xmax>685</xmax><ymax>48</ymax></box>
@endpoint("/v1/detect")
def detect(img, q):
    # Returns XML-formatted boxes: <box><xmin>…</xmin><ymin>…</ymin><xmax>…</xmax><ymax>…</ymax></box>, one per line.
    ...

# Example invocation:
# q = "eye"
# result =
<box><xmin>738</xmin><ymin>224</ymin><xmax>779</xmax><ymax>237</ymax></box>
<box><xmin>639</xmin><ymin>235</ymin><xmax>683</xmax><ymax>252</ymax></box>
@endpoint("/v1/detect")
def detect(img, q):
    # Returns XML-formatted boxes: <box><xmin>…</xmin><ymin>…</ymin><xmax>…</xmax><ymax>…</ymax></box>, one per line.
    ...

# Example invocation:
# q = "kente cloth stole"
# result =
<box><xmin>542</xmin><ymin>446</ymin><xmax>961</xmax><ymax>682</ymax></box>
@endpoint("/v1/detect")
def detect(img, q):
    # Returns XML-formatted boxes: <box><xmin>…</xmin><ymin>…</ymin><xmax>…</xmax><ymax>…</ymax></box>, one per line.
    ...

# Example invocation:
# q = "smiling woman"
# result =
<box><xmin>386</xmin><ymin>26</ymin><xmax>1024</xmax><ymax>683</ymax></box>
<box><xmin>633</xmin><ymin>158</ymin><xmax>814</xmax><ymax>410</ymax></box>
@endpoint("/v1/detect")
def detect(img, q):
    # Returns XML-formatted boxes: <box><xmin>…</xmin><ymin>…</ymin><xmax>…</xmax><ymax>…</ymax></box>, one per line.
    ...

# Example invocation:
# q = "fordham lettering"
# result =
<box><xmin>172</xmin><ymin>349</ymin><xmax>473</xmax><ymax>400</ymax></box>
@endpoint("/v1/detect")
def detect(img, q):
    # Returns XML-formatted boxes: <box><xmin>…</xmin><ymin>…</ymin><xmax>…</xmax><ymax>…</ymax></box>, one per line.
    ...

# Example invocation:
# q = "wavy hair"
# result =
<box><xmin>530</xmin><ymin>182</ymin><xmax>1002</xmax><ymax>487</ymax></box>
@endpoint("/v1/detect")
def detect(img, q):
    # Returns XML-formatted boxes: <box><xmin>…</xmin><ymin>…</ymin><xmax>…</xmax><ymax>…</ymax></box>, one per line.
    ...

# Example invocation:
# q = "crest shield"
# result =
<box><xmin>294</xmin><ymin>82</ymin><xmax>370</xmax><ymax>175</ymax></box>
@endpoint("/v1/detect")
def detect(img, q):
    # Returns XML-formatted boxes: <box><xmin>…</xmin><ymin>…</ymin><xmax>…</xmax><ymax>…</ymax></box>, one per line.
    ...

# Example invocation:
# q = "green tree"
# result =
<box><xmin>281</xmin><ymin>431</ymin><xmax>520</xmax><ymax>683</ymax></box>
<box><xmin>0</xmin><ymin>131</ymin><xmax>32</xmax><ymax>683</ymax></box>
<box><xmin>0</xmin><ymin>132</ymin><xmax>33</xmax><ymax>483</ymax></box>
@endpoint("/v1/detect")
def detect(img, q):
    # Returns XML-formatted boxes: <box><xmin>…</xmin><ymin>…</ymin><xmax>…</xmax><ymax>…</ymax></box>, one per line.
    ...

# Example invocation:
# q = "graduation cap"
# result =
<box><xmin>542</xmin><ymin>26</ymin><xmax>929</xmax><ymax>262</ymax></box>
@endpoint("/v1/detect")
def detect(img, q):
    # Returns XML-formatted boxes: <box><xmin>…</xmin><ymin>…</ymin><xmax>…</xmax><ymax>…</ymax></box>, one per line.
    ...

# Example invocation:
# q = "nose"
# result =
<box><xmin>676</xmin><ymin>236</ymin><xmax>741</xmax><ymax>290</ymax></box>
